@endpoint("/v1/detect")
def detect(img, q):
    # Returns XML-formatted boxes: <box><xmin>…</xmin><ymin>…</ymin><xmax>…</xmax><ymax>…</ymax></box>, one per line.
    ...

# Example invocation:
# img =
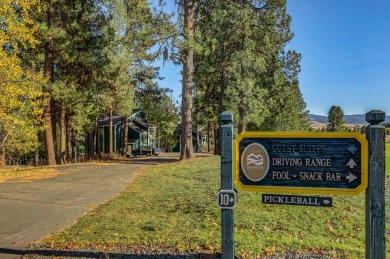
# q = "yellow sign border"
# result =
<box><xmin>234</xmin><ymin>132</ymin><xmax>368</xmax><ymax>195</ymax></box>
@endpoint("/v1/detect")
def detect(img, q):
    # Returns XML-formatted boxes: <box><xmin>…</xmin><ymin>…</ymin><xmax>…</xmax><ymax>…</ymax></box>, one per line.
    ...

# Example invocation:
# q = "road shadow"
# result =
<box><xmin>113</xmin><ymin>152</ymin><xmax>213</xmax><ymax>165</ymax></box>
<box><xmin>53</xmin><ymin>153</ymin><xmax>213</xmax><ymax>168</ymax></box>
<box><xmin>121</xmin><ymin>157</ymin><xmax>180</xmax><ymax>165</ymax></box>
<box><xmin>0</xmin><ymin>247</ymin><xmax>220</xmax><ymax>258</ymax></box>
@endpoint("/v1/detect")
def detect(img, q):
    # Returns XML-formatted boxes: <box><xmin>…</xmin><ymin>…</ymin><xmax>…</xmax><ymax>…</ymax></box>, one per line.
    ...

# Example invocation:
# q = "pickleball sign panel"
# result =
<box><xmin>234</xmin><ymin>132</ymin><xmax>368</xmax><ymax>195</ymax></box>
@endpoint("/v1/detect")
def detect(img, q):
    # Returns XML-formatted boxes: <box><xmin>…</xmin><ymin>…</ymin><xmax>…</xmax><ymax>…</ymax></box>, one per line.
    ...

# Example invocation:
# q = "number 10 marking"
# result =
<box><xmin>219</xmin><ymin>194</ymin><xmax>231</xmax><ymax>206</ymax></box>
<box><xmin>217</xmin><ymin>190</ymin><xmax>237</xmax><ymax>209</ymax></box>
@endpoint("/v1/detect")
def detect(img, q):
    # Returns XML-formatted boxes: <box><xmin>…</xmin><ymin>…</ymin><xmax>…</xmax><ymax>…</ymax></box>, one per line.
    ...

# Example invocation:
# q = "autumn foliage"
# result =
<box><xmin>0</xmin><ymin>0</ymin><xmax>44</xmax><ymax>164</ymax></box>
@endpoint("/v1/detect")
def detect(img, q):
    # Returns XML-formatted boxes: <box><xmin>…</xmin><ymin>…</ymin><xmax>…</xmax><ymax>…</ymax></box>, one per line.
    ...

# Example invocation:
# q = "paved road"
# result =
<box><xmin>0</xmin><ymin>154</ymin><xmax>179</xmax><ymax>258</ymax></box>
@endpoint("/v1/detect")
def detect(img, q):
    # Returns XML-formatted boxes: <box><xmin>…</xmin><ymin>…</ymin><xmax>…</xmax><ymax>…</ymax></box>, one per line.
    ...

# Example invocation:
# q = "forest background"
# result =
<box><xmin>1</xmin><ymin>0</ymin><xmax>358</xmax><ymax>166</ymax></box>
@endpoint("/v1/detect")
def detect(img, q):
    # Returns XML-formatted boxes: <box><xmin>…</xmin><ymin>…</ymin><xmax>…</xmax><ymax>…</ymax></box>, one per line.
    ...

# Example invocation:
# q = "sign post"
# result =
<box><xmin>234</xmin><ymin>132</ymin><xmax>368</xmax><ymax>195</ymax></box>
<box><xmin>365</xmin><ymin>110</ymin><xmax>386</xmax><ymax>259</ymax></box>
<box><xmin>220</xmin><ymin>112</ymin><xmax>234</xmax><ymax>259</ymax></box>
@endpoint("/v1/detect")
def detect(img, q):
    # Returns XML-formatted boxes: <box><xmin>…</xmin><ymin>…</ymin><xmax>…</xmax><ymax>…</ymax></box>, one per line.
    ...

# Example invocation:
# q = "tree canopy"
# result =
<box><xmin>1</xmin><ymin>0</ymin><xmax>312</xmax><ymax>165</ymax></box>
<box><xmin>191</xmin><ymin>0</ymin><xmax>309</xmax><ymax>149</ymax></box>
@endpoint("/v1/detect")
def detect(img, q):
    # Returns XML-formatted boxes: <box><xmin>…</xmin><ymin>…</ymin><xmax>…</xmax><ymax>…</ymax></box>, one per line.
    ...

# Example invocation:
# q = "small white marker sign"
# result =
<box><xmin>262</xmin><ymin>194</ymin><xmax>332</xmax><ymax>207</ymax></box>
<box><xmin>217</xmin><ymin>190</ymin><xmax>237</xmax><ymax>209</ymax></box>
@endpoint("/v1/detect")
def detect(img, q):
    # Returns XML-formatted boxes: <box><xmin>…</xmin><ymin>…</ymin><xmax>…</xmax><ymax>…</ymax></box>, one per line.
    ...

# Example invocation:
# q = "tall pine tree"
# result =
<box><xmin>327</xmin><ymin>105</ymin><xmax>345</xmax><ymax>132</ymax></box>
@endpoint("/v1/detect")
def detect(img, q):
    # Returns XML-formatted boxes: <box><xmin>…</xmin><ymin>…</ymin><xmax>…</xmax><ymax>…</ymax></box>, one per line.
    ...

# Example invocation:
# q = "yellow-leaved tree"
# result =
<box><xmin>0</xmin><ymin>0</ymin><xmax>44</xmax><ymax>166</ymax></box>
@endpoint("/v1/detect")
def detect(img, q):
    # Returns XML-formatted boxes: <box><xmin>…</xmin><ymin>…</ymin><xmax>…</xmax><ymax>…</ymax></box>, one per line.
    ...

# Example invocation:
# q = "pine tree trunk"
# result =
<box><xmin>237</xmin><ymin>72</ymin><xmax>246</xmax><ymax>133</ymax></box>
<box><xmin>121</xmin><ymin>116</ymin><xmax>128</xmax><ymax>156</ymax></box>
<box><xmin>66</xmin><ymin>114</ymin><xmax>72</xmax><ymax>162</ymax></box>
<box><xmin>51</xmin><ymin>97</ymin><xmax>57</xmax><ymax>162</ymax></box>
<box><xmin>109</xmin><ymin>106</ymin><xmax>113</xmax><ymax>154</ymax></box>
<box><xmin>86</xmin><ymin>132</ymin><xmax>94</xmax><ymax>160</ymax></box>
<box><xmin>214</xmin><ymin>123</ymin><xmax>219</xmax><ymax>155</ymax></box>
<box><xmin>34</xmin><ymin>138</ymin><xmax>39</xmax><ymax>166</ymax></box>
<box><xmin>42</xmin><ymin>0</ymin><xmax>56</xmax><ymax>165</ymax></box>
<box><xmin>180</xmin><ymin>0</ymin><xmax>195</xmax><ymax>160</ymax></box>
<box><xmin>68</xmin><ymin>128</ymin><xmax>76</xmax><ymax>163</ymax></box>
<box><xmin>93</xmin><ymin>118</ymin><xmax>98</xmax><ymax>157</ymax></box>
<box><xmin>43</xmin><ymin>99</ymin><xmax>56</xmax><ymax>165</ymax></box>
<box><xmin>216</xmin><ymin>67</ymin><xmax>226</xmax><ymax>156</ymax></box>
<box><xmin>0</xmin><ymin>151</ymin><xmax>5</xmax><ymax>167</ymax></box>
<box><xmin>157</xmin><ymin>128</ymin><xmax>160</xmax><ymax>148</ymax></box>
<box><xmin>60</xmin><ymin>108</ymin><xmax>66</xmax><ymax>164</ymax></box>
<box><xmin>238</xmin><ymin>95</ymin><xmax>246</xmax><ymax>134</ymax></box>
<box><xmin>196</xmin><ymin>127</ymin><xmax>200</xmax><ymax>153</ymax></box>
<box><xmin>207</xmin><ymin>122</ymin><xmax>210</xmax><ymax>153</ymax></box>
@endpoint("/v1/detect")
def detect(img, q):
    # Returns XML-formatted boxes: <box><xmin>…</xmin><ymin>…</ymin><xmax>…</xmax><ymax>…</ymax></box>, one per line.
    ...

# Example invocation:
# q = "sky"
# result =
<box><xmin>154</xmin><ymin>0</ymin><xmax>390</xmax><ymax>116</ymax></box>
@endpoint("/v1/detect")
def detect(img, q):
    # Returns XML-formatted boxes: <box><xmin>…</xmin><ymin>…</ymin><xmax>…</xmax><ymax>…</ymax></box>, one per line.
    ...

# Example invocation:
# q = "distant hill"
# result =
<box><xmin>308</xmin><ymin>114</ymin><xmax>328</xmax><ymax>124</ymax></box>
<box><xmin>308</xmin><ymin>114</ymin><xmax>390</xmax><ymax>126</ymax></box>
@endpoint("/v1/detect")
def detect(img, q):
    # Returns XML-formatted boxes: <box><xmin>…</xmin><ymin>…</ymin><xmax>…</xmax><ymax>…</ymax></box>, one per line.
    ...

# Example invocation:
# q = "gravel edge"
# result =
<box><xmin>20</xmin><ymin>245</ymin><xmax>332</xmax><ymax>259</ymax></box>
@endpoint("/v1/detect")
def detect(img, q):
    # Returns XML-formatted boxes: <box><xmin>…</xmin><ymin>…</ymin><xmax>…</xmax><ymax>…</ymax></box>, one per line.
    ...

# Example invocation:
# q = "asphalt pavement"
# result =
<box><xmin>0</xmin><ymin>154</ymin><xmax>180</xmax><ymax>259</ymax></box>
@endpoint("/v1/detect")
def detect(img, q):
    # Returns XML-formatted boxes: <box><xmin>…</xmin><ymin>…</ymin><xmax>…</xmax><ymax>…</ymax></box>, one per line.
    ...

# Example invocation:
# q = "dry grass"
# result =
<box><xmin>0</xmin><ymin>166</ymin><xmax>59</xmax><ymax>183</ymax></box>
<box><xmin>0</xmin><ymin>160</ymin><xmax>117</xmax><ymax>183</ymax></box>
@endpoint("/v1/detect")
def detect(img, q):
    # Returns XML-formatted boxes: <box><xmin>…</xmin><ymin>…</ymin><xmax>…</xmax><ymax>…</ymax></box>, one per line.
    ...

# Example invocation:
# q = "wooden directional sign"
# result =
<box><xmin>234</xmin><ymin>132</ymin><xmax>368</xmax><ymax>195</ymax></box>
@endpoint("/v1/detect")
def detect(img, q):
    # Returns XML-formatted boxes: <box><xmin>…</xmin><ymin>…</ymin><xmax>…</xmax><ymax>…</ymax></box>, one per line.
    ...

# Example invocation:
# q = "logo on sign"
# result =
<box><xmin>247</xmin><ymin>153</ymin><xmax>263</xmax><ymax>166</ymax></box>
<box><xmin>241</xmin><ymin>143</ymin><xmax>269</xmax><ymax>182</ymax></box>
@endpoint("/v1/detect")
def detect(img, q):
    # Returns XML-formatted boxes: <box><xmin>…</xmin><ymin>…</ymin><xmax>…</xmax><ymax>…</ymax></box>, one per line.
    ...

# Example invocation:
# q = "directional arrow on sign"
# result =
<box><xmin>346</xmin><ymin>172</ymin><xmax>358</xmax><ymax>183</ymax></box>
<box><xmin>323</xmin><ymin>199</ymin><xmax>331</xmax><ymax>205</ymax></box>
<box><xmin>347</xmin><ymin>144</ymin><xmax>357</xmax><ymax>154</ymax></box>
<box><xmin>346</xmin><ymin>158</ymin><xmax>357</xmax><ymax>169</ymax></box>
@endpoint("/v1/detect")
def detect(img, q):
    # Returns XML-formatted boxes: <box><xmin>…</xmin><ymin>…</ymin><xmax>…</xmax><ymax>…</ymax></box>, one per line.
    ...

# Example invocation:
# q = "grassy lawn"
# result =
<box><xmin>40</xmin><ymin>145</ymin><xmax>390</xmax><ymax>258</ymax></box>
